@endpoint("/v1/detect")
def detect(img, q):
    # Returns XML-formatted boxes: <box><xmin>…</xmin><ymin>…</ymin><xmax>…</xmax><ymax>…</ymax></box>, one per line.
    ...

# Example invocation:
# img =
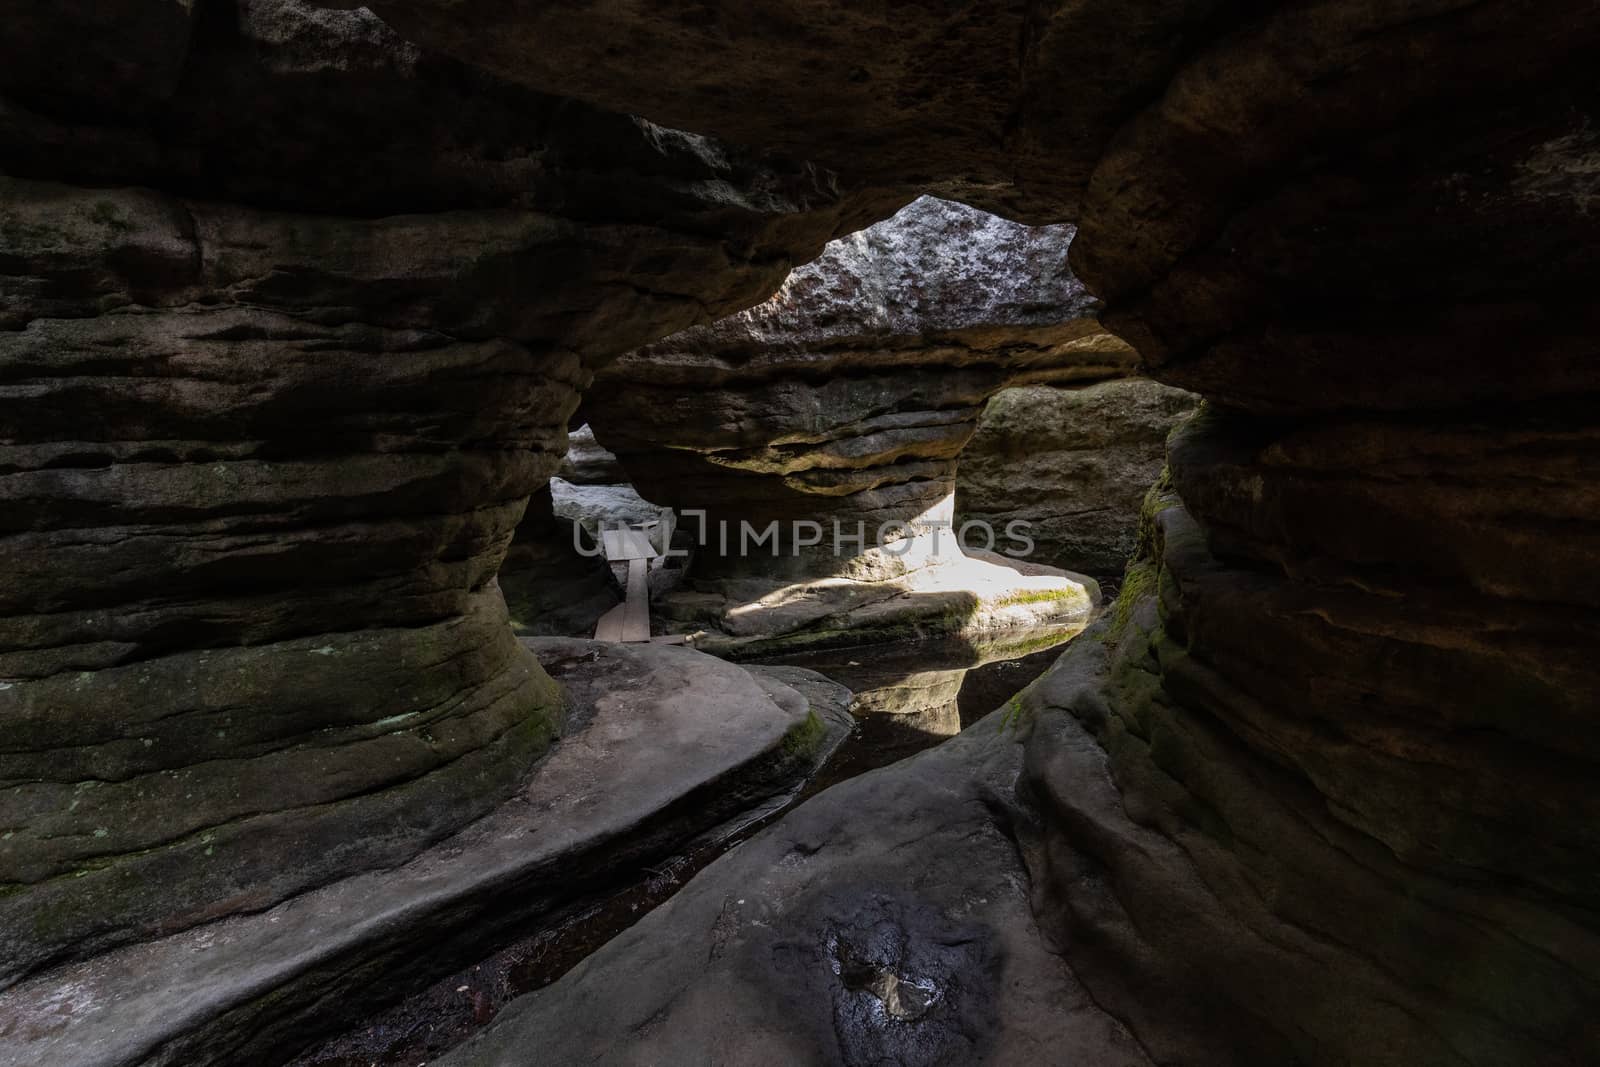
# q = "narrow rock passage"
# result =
<box><xmin>289</xmin><ymin>629</ymin><xmax>1089</xmax><ymax>1065</ymax></box>
<box><xmin>438</xmin><ymin>677</ymin><xmax>1149</xmax><ymax>1067</ymax></box>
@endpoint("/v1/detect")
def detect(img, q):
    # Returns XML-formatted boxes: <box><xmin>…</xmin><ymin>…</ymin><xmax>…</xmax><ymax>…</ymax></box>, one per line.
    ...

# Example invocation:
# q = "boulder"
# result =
<box><xmin>1003</xmin><ymin>9</ymin><xmax>1600</xmax><ymax>1058</ymax></box>
<box><xmin>957</xmin><ymin>379</ymin><xmax>1198</xmax><ymax>578</ymax></box>
<box><xmin>757</xmin><ymin>626</ymin><xmax>1084</xmax><ymax>776</ymax></box>
<box><xmin>549</xmin><ymin>479</ymin><xmax>665</xmax><ymax>538</ymax></box>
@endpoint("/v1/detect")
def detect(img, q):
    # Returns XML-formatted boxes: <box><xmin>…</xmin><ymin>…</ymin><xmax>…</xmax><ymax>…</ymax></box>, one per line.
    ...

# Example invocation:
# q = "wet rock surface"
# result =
<box><xmin>438</xmin><ymin>701</ymin><xmax>1150</xmax><ymax>1067</ymax></box>
<box><xmin>663</xmin><ymin>547</ymin><xmax>1101</xmax><ymax>659</ymax></box>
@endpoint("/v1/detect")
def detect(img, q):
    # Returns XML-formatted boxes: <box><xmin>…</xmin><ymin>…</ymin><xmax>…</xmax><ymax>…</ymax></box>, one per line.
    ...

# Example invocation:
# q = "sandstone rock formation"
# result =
<box><xmin>957</xmin><ymin>379</ymin><xmax>1199</xmax><ymax>578</ymax></box>
<box><xmin>1022</xmin><ymin>492</ymin><xmax>1600</xmax><ymax>1062</ymax></box>
<box><xmin>361</xmin><ymin>0</ymin><xmax>1230</xmax><ymax>221</ymax></box>
<box><xmin>759</xmin><ymin>626</ymin><xmax>1082</xmax><ymax>779</ymax></box>
<box><xmin>587</xmin><ymin>196</ymin><xmax>1133</xmax><ymax>537</ymax></box>
<box><xmin>555</xmin><ymin>423</ymin><xmax>628</xmax><ymax>487</ymax></box>
<box><xmin>549</xmin><ymin>481</ymin><xmax>663</xmax><ymax>542</ymax></box>
<box><xmin>583</xmin><ymin>196</ymin><xmax>1127</xmax><ymax>650</ymax></box>
<box><xmin>0</xmin><ymin>0</ymin><xmax>877</xmax><ymax>987</ymax></box>
<box><xmin>7</xmin><ymin>0</ymin><xmax>1600</xmax><ymax>1063</ymax></box>
<box><xmin>543</xmin><ymin>423</ymin><xmax>665</xmax><ymax>539</ymax></box>
<box><xmin>0</xmin><ymin>638</ymin><xmax>853</xmax><ymax>1066</ymax></box>
<box><xmin>1024</xmin><ymin>6</ymin><xmax>1600</xmax><ymax>1057</ymax></box>
<box><xmin>358</xmin><ymin>2</ymin><xmax>1600</xmax><ymax>1062</ymax></box>
<box><xmin>437</xmin><ymin>700</ymin><xmax>1150</xmax><ymax>1067</ymax></box>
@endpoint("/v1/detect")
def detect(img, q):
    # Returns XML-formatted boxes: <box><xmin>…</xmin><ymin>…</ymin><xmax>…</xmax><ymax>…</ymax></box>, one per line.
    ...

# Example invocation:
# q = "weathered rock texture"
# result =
<box><xmin>0</xmin><ymin>0</ymin><xmax>878</xmax><ymax>986</ymax></box>
<box><xmin>555</xmin><ymin>423</ymin><xmax>628</xmax><ymax>487</ymax></box>
<box><xmin>438</xmin><ymin>703</ymin><xmax>1151</xmax><ymax>1067</ymax></box>
<box><xmin>587</xmin><ymin>196</ymin><xmax>1133</xmax><ymax>543</ymax></box>
<box><xmin>362</xmin><ymin>0</ymin><xmax>1229</xmax><ymax>221</ymax></box>
<box><xmin>342</xmin><ymin>1</ymin><xmax>1600</xmax><ymax>1062</ymax></box>
<box><xmin>0</xmin><ymin>639</ymin><xmax>852</xmax><ymax>1066</ymax></box>
<box><xmin>957</xmin><ymin>378</ymin><xmax>1199</xmax><ymax>578</ymax></box>
<box><xmin>759</xmin><ymin>626</ymin><xmax>1082</xmax><ymax>775</ymax></box>
<box><xmin>581</xmin><ymin>196</ymin><xmax>1126</xmax><ymax>649</ymax></box>
<box><xmin>1023</xmin><ymin>489</ymin><xmax>1600</xmax><ymax>1064</ymax></box>
<box><xmin>549</xmin><ymin>480</ymin><xmax>663</xmax><ymax>541</ymax></box>
<box><xmin>7</xmin><ymin>0</ymin><xmax>1600</xmax><ymax>1062</ymax></box>
<box><xmin>1015</xmin><ymin>5</ymin><xmax>1600</xmax><ymax>1061</ymax></box>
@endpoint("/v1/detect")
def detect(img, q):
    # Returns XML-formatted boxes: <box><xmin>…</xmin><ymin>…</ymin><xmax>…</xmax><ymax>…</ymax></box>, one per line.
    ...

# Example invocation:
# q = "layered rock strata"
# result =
<box><xmin>0</xmin><ymin>639</ymin><xmax>852</xmax><ymax>1066</ymax></box>
<box><xmin>583</xmin><ymin>196</ymin><xmax>1128</xmax><ymax>649</ymax></box>
<box><xmin>6</xmin><ymin>0</ymin><xmax>1600</xmax><ymax>1062</ymax></box>
<box><xmin>0</xmin><ymin>0</ymin><xmax>875</xmax><ymax>984</ymax></box>
<box><xmin>956</xmin><ymin>379</ymin><xmax>1198</xmax><ymax>578</ymax></box>
<box><xmin>1015</xmin><ymin>4</ymin><xmax>1600</xmax><ymax>1059</ymax></box>
<box><xmin>757</xmin><ymin>625</ymin><xmax>1083</xmax><ymax>775</ymax></box>
<box><xmin>348</xmin><ymin>1</ymin><xmax>1600</xmax><ymax>1062</ymax></box>
<box><xmin>586</xmin><ymin>196</ymin><xmax>1133</xmax><ymax>543</ymax></box>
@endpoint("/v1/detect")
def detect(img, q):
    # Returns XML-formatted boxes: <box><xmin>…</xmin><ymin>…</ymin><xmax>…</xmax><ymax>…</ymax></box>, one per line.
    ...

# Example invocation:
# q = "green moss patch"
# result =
<box><xmin>1106</xmin><ymin>560</ymin><xmax>1158</xmax><ymax>644</ymax></box>
<box><xmin>780</xmin><ymin>709</ymin><xmax>827</xmax><ymax>761</ymax></box>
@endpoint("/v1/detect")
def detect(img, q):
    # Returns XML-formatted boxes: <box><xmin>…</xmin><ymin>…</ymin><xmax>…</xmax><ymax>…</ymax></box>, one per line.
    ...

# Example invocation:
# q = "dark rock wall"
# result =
<box><xmin>363</xmin><ymin>0</ymin><xmax>1226</xmax><ymax>221</ymax></box>
<box><xmin>3</xmin><ymin>0</ymin><xmax>1599</xmax><ymax>1061</ymax></box>
<box><xmin>376</xmin><ymin>0</ymin><xmax>1600</xmax><ymax>1060</ymax></box>
<box><xmin>1014</xmin><ymin>4</ymin><xmax>1600</xmax><ymax>1061</ymax></box>
<box><xmin>0</xmin><ymin>0</ymin><xmax>876</xmax><ymax>984</ymax></box>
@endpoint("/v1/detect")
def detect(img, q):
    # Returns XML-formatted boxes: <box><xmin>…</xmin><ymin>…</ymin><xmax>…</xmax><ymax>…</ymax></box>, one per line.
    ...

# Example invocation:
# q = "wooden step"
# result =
<box><xmin>620</xmin><ymin>557</ymin><xmax>651</xmax><ymax>642</ymax></box>
<box><xmin>593</xmin><ymin>602</ymin><xmax>627</xmax><ymax>642</ymax></box>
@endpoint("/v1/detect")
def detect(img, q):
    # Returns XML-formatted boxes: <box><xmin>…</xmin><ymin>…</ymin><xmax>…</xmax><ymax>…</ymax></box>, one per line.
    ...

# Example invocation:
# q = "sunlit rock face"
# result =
<box><xmin>581</xmin><ymin>197</ymin><xmax>1125</xmax><ymax>650</ymax></box>
<box><xmin>586</xmin><ymin>196</ymin><xmax>1133</xmax><ymax>541</ymax></box>
<box><xmin>957</xmin><ymin>379</ymin><xmax>1199</xmax><ymax>578</ymax></box>
<box><xmin>0</xmin><ymin>0</ymin><xmax>878</xmax><ymax>983</ymax></box>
